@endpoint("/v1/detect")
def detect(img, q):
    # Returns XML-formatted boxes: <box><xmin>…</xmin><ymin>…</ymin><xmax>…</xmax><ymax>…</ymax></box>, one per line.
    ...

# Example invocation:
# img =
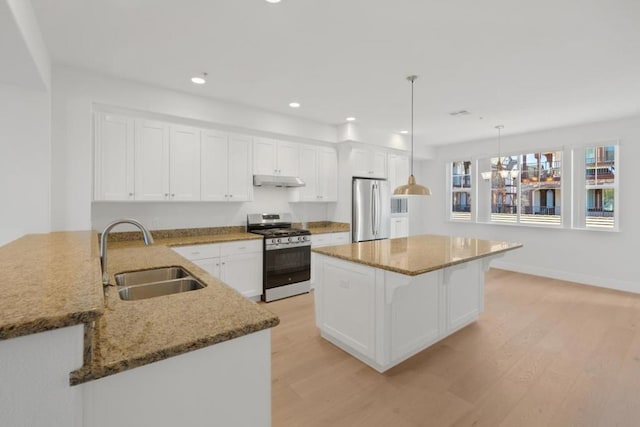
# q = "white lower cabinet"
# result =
<box><xmin>173</xmin><ymin>240</ymin><xmax>263</xmax><ymax>299</ymax></box>
<box><xmin>390</xmin><ymin>216</ymin><xmax>409</xmax><ymax>238</ymax></box>
<box><xmin>310</xmin><ymin>232</ymin><xmax>351</xmax><ymax>288</ymax></box>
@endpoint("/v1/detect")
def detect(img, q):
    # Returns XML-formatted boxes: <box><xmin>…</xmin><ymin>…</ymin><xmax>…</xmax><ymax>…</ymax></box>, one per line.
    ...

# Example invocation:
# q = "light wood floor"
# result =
<box><xmin>266</xmin><ymin>269</ymin><xmax>640</xmax><ymax>427</ymax></box>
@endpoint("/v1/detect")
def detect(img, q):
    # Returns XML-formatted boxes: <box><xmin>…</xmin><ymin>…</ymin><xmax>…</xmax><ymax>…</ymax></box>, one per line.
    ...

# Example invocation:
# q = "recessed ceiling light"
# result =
<box><xmin>191</xmin><ymin>72</ymin><xmax>207</xmax><ymax>85</ymax></box>
<box><xmin>289</xmin><ymin>102</ymin><xmax>301</xmax><ymax>108</ymax></box>
<box><xmin>399</xmin><ymin>130</ymin><xmax>409</xmax><ymax>134</ymax></box>
<box><xmin>345</xmin><ymin>117</ymin><xmax>356</xmax><ymax>122</ymax></box>
<box><xmin>265</xmin><ymin>0</ymin><xmax>281</xmax><ymax>3</ymax></box>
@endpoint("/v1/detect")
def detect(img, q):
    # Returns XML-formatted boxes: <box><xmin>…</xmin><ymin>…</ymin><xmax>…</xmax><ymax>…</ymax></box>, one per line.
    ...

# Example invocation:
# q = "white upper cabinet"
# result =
<box><xmin>170</xmin><ymin>125</ymin><xmax>201</xmax><ymax>201</ymax></box>
<box><xmin>388</xmin><ymin>153</ymin><xmax>410</xmax><ymax>193</ymax></box>
<box><xmin>202</xmin><ymin>131</ymin><xmax>253</xmax><ymax>202</ymax></box>
<box><xmin>295</xmin><ymin>145</ymin><xmax>318</xmax><ymax>201</ymax></box>
<box><xmin>351</xmin><ymin>147</ymin><xmax>387</xmax><ymax>178</ymax></box>
<box><xmin>253</xmin><ymin>137</ymin><xmax>299</xmax><ymax>176</ymax></box>
<box><xmin>277</xmin><ymin>141</ymin><xmax>300</xmax><ymax>176</ymax></box>
<box><xmin>317</xmin><ymin>147</ymin><xmax>338</xmax><ymax>201</ymax></box>
<box><xmin>200</xmin><ymin>130</ymin><xmax>228</xmax><ymax>201</ymax></box>
<box><xmin>134</xmin><ymin>119</ymin><xmax>170</xmax><ymax>201</ymax></box>
<box><xmin>94</xmin><ymin>113</ymin><xmax>134</xmax><ymax>201</ymax></box>
<box><xmin>226</xmin><ymin>134</ymin><xmax>253</xmax><ymax>201</ymax></box>
<box><xmin>290</xmin><ymin>145</ymin><xmax>337</xmax><ymax>202</ymax></box>
<box><xmin>95</xmin><ymin>111</ymin><xmax>259</xmax><ymax>203</ymax></box>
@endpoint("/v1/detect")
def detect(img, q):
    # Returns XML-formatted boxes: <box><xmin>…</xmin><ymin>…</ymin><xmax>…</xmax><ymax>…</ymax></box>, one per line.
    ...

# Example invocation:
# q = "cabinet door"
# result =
<box><xmin>169</xmin><ymin>125</ymin><xmax>201</xmax><ymax>201</ymax></box>
<box><xmin>277</xmin><ymin>141</ymin><xmax>299</xmax><ymax>176</ymax></box>
<box><xmin>446</xmin><ymin>261</ymin><xmax>482</xmax><ymax>332</ymax></box>
<box><xmin>388</xmin><ymin>153</ymin><xmax>410</xmax><ymax>191</ymax></box>
<box><xmin>318</xmin><ymin>147</ymin><xmax>338</xmax><ymax>201</ymax></box>
<box><xmin>253</xmin><ymin>137</ymin><xmax>278</xmax><ymax>175</ymax></box>
<box><xmin>297</xmin><ymin>145</ymin><xmax>318</xmax><ymax>201</ymax></box>
<box><xmin>192</xmin><ymin>258</ymin><xmax>221</xmax><ymax>279</ymax></box>
<box><xmin>94</xmin><ymin>113</ymin><xmax>134</xmax><ymax>201</ymax></box>
<box><xmin>227</xmin><ymin>134</ymin><xmax>253</xmax><ymax>201</ymax></box>
<box><xmin>351</xmin><ymin>148</ymin><xmax>372</xmax><ymax>177</ymax></box>
<box><xmin>372</xmin><ymin>150</ymin><xmax>388</xmax><ymax>178</ymax></box>
<box><xmin>390</xmin><ymin>217</ymin><xmax>409</xmax><ymax>238</ymax></box>
<box><xmin>134</xmin><ymin>119</ymin><xmax>170</xmax><ymax>200</ymax></box>
<box><xmin>221</xmin><ymin>252</ymin><xmax>263</xmax><ymax>298</ymax></box>
<box><xmin>201</xmin><ymin>130</ymin><xmax>229</xmax><ymax>201</ymax></box>
<box><xmin>319</xmin><ymin>257</ymin><xmax>376</xmax><ymax>358</ymax></box>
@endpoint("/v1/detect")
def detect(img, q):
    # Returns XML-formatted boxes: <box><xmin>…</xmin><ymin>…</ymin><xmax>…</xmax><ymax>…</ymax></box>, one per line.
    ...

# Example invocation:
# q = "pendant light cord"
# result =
<box><xmin>406</xmin><ymin>75</ymin><xmax>418</xmax><ymax>177</ymax></box>
<box><xmin>496</xmin><ymin>125</ymin><xmax>503</xmax><ymax>171</ymax></box>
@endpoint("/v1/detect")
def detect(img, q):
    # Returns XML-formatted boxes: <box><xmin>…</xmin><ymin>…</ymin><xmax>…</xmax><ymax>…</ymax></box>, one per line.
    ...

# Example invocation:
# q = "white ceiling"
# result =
<box><xmin>31</xmin><ymin>0</ymin><xmax>640</xmax><ymax>146</ymax></box>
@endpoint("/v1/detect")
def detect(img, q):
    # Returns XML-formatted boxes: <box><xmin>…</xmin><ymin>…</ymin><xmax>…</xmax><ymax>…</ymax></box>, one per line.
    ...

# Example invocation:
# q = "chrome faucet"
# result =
<box><xmin>100</xmin><ymin>218</ymin><xmax>154</xmax><ymax>285</ymax></box>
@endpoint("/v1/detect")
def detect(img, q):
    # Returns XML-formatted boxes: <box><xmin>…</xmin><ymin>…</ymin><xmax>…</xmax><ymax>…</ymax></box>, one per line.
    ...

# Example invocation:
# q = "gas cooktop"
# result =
<box><xmin>250</xmin><ymin>228</ymin><xmax>310</xmax><ymax>237</ymax></box>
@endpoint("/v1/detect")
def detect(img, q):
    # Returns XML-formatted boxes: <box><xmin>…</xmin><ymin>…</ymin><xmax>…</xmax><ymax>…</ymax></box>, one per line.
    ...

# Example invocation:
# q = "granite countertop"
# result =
<box><xmin>312</xmin><ymin>234</ymin><xmax>522</xmax><ymax>276</ymax></box>
<box><xmin>71</xmin><ymin>245</ymin><xmax>278</xmax><ymax>384</ymax></box>
<box><xmin>0</xmin><ymin>232</ymin><xmax>104</xmax><ymax>340</ymax></box>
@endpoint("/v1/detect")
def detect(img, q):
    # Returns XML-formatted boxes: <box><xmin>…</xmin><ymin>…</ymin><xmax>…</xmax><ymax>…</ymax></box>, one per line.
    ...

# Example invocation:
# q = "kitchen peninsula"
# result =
<box><xmin>312</xmin><ymin>234</ymin><xmax>522</xmax><ymax>372</ymax></box>
<box><xmin>0</xmin><ymin>230</ymin><xmax>278</xmax><ymax>427</ymax></box>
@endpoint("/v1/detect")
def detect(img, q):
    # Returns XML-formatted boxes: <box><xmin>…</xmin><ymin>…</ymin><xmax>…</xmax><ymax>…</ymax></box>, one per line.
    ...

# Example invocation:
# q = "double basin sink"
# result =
<box><xmin>115</xmin><ymin>266</ymin><xmax>206</xmax><ymax>301</ymax></box>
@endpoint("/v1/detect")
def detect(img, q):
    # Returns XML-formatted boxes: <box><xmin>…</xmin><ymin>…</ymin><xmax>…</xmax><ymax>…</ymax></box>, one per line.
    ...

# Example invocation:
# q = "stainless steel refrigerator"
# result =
<box><xmin>352</xmin><ymin>177</ymin><xmax>390</xmax><ymax>242</ymax></box>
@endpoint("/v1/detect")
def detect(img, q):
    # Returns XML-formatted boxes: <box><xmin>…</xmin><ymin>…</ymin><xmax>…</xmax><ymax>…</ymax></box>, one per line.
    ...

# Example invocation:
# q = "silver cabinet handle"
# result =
<box><xmin>128</xmin><ymin>192</ymin><xmax>133</xmax><ymax>197</ymax></box>
<box><xmin>171</xmin><ymin>193</ymin><xmax>175</xmax><ymax>197</ymax></box>
<box><xmin>229</xmin><ymin>194</ymin><xmax>233</xmax><ymax>198</ymax></box>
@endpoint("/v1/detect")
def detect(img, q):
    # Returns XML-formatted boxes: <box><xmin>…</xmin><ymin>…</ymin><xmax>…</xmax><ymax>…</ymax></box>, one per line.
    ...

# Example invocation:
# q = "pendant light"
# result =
<box><xmin>393</xmin><ymin>75</ymin><xmax>432</xmax><ymax>196</ymax></box>
<box><xmin>481</xmin><ymin>125</ymin><xmax>518</xmax><ymax>180</ymax></box>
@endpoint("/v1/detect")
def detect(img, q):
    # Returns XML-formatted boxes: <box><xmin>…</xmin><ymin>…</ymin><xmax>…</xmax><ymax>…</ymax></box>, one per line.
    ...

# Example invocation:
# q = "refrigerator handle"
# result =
<box><xmin>373</xmin><ymin>182</ymin><xmax>379</xmax><ymax>236</ymax></box>
<box><xmin>371</xmin><ymin>183</ymin><xmax>376</xmax><ymax>236</ymax></box>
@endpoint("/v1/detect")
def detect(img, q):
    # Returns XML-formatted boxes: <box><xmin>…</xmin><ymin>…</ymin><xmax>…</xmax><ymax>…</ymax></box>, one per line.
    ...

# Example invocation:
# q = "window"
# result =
<box><xmin>488</xmin><ymin>151</ymin><xmax>563</xmax><ymax>226</ymax></box>
<box><xmin>451</xmin><ymin>160</ymin><xmax>472</xmax><ymax>220</ymax></box>
<box><xmin>489</xmin><ymin>155</ymin><xmax>519</xmax><ymax>223</ymax></box>
<box><xmin>585</xmin><ymin>145</ymin><xmax>616</xmax><ymax>229</ymax></box>
<box><xmin>450</xmin><ymin>142</ymin><xmax>618</xmax><ymax>231</ymax></box>
<box><xmin>519</xmin><ymin>151</ymin><xmax>562</xmax><ymax>225</ymax></box>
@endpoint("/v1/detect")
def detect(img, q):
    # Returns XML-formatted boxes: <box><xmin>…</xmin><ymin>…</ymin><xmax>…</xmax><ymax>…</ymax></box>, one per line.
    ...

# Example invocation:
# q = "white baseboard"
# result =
<box><xmin>491</xmin><ymin>260</ymin><xmax>640</xmax><ymax>295</ymax></box>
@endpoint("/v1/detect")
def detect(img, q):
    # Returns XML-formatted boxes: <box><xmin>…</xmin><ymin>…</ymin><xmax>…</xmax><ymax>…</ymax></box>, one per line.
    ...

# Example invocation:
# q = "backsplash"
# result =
<box><xmin>91</xmin><ymin>186</ymin><xmax>330</xmax><ymax>231</ymax></box>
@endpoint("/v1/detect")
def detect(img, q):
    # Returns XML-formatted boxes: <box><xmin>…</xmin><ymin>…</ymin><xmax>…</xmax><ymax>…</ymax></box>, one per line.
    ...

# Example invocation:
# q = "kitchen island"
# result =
<box><xmin>312</xmin><ymin>234</ymin><xmax>522</xmax><ymax>372</ymax></box>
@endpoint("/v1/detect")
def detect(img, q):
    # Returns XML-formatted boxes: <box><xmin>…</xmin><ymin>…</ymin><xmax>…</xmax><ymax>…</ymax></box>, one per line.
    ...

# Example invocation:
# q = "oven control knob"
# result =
<box><xmin>302</xmin><ymin>236</ymin><xmax>308</xmax><ymax>241</ymax></box>
<box><xmin>276</xmin><ymin>238</ymin><xmax>281</xmax><ymax>243</ymax></box>
<box><xmin>288</xmin><ymin>237</ymin><xmax>293</xmax><ymax>242</ymax></box>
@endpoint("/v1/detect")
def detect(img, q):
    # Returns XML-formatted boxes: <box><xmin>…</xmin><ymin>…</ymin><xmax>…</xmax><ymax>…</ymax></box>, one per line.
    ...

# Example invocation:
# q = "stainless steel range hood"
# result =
<box><xmin>253</xmin><ymin>174</ymin><xmax>305</xmax><ymax>188</ymax></box>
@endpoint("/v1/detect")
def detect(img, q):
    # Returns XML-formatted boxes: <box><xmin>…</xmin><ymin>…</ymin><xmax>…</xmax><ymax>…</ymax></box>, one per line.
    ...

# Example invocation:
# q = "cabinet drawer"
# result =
<box><xmin>172</xmin><ymin>244</ymin><xmax>220</xmax><ymax>260</ymax></box>
<box><xmin>331</xmin><ymin>232</ymin><xmax>350</xmax><ymax>245</ymax></box>
<box><xmin>219</xmin><ymin>239</ymin><xmax>262</xmax><ymax>257</ymax></box>
<box><xmin>311</xmin><ymin>234</ymin><xmax>332</xmax><ymax>247</ymax></box>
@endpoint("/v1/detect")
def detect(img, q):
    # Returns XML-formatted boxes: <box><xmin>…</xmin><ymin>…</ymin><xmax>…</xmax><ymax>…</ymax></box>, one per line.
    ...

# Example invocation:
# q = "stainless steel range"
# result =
<box><xmin>247</xmin><ymin>213</ymin><xmax>311</xmax><ymax>302</ymax></box>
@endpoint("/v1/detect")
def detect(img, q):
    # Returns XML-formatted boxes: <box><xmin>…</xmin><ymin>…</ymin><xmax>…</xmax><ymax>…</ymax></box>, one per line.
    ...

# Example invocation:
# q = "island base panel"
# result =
<box><xmin>315</xmin><ymin>254</ymin><xmax>490</xmax><ymax>372</ymax></box>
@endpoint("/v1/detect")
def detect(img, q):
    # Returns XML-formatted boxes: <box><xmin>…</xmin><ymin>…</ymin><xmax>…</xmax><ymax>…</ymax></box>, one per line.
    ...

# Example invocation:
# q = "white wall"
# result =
<box><xmin>0</xmin><ymin>0</ymin><xmax>51</xmax><ymax>90</ymax></box>
<box><xmin>0</xmin><ymin>83</ymin><xmax>51</xmax><ymax>246</ymax></box>
<box><xmin>418</xmin><ymin>115</ymin><xmax>640</xmax><ymax>293</ymax></box>
<box><xmin>51</xmin><ymin>66</ymin><xmax>338</xmax><ymax>232</ymax></box>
